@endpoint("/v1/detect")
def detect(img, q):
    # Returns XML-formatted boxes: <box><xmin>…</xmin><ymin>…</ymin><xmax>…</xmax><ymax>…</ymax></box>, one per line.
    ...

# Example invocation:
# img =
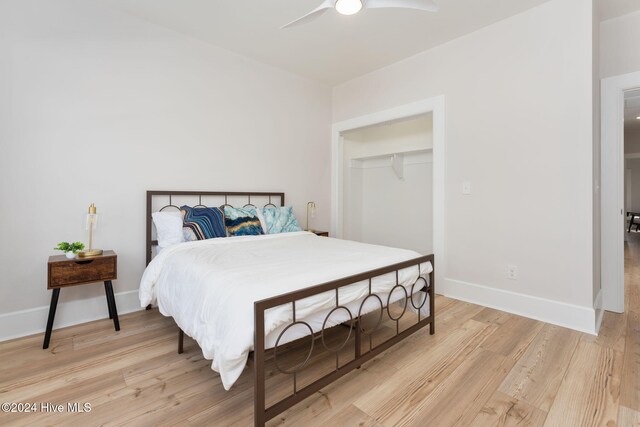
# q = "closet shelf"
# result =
<box><xmin>349</xmin><ymin>148</ymin><xmax>432</xmax><ymax>180</ymax></box>
<box><xmin>349</xmin><ymin>148</ymin><xmax>432</xmax><ymax>162</ymax></box>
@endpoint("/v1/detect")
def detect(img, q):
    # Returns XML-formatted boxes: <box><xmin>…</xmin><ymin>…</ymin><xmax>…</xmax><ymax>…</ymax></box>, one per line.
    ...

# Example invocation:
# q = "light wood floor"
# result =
<box><xmin>1</xmin><ymin>240</ymin><xmax>639</xmax><ymax>427</ymax></box>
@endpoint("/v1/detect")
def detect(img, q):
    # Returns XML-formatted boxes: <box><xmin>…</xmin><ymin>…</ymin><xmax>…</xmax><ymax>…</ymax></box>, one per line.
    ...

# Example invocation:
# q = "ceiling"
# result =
<box><xmin>111</xmin><ymin>0</ymin><xmax>556</xmax><ymax>85</ymax></box>
<box><xmin>626</xmin><ymin>89</ymin><xmax>640</xmax><ymax>131</ymax></box>
<box><xmin>109</xmin><ymin>0</ymin><xmax>640</xmax><ymax>86</ymax></box>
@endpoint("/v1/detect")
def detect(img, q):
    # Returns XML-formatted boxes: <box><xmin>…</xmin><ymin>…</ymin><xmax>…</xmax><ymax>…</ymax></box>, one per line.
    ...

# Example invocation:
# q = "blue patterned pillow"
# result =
<box><xmin>223</xmin><ymin>206</ymin><xmax>264</xmax><ymax>236</ymax></box>
<box><xmin>180</xmin><ymin>206</ymin><xmax>227</xmax><ymax>240</ymax></box>
<box><xmin>261</xmin><ymin>206</ymin><xmax>302</xmax><ymax>234</ymax></box>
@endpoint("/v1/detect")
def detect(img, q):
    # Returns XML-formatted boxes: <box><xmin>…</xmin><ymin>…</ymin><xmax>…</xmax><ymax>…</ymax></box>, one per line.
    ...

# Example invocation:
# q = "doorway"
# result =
<box><xmin>601</xmin><ymin>71</ymin><xmax>640</xmax><ymax>314</ymax></box>
<box><xmin>624</xmin><ymin>89</ymin><xmax>640</xmax><ymax>316</ymax></box>
<box><xmin>331</xmin><ymin>96</ymin><xmax>445</xmax><ymax>286</ymax></box>
<box><xmin>341</xmin><ymin>114</ymin><xmax>433</xmax><ymax>254</ymax></box>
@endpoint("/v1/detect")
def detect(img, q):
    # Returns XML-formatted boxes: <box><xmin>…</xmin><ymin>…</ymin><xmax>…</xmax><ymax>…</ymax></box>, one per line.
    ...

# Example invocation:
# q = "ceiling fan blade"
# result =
<box><xmin>281</xmin><ymin>0</ymin><xmax>335</xmax><ymax>29</ymax></box>
<box><xmin>364</xmin><ymin>0</ymin><xmax>438</xmax><ymax>12</ymax></box>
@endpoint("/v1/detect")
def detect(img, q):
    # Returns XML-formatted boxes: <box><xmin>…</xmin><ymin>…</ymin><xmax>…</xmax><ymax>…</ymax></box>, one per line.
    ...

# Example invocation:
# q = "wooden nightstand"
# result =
<box><xmin>310</xmin><ymin>230</ymin><xmax>329</xmax><ymax>237</ymax></box>
<box><xmin>44</xmin><ymin>250</ymin><xmax>119</xmax><ymax>349</ymax></box>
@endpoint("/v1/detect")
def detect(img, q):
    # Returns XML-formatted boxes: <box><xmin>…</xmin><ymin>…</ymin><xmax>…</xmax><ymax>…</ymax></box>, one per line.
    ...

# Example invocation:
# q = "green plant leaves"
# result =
<box><xmin>54</xmin><ymin>241</ymin><xmax>86</xmax><ymax>253</ymax></box>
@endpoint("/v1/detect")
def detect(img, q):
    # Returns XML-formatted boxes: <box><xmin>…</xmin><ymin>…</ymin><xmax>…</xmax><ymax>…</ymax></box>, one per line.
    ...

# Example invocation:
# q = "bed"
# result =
<box><xmin>141</xmin><ymin>191</ymin><xmax>435</xmax><ymax>426</ymax></box>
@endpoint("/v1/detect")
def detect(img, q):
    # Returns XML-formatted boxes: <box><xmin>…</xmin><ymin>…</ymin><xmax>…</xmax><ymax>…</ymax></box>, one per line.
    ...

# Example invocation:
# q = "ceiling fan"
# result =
<box><xmin>281</xmin><ymin>0</ymin><xmax>438</xmax><ymax>29</ymax></box>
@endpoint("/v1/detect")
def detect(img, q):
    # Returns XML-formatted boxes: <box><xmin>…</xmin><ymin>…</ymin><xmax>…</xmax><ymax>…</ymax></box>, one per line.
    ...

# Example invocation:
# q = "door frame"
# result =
<box><xmin>601</xmin><ymin>71</ymin><xmax>640</xmax><ymax>313</ymax></box>
<box><xmin>331</xmin><ymin>96</ymin><xmax>445</xmax><ymax>288</ymax></box>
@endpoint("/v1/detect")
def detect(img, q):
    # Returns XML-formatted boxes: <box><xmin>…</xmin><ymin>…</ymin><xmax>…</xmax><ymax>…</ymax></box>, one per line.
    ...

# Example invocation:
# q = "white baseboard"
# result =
<box><xmin>0</xmin><ymin>290</ymin><xmax>143</xmax><ymax>343</ymax></box>
<box><xmin>441</xmin><ymin>278</ymin><xmax>597</xmax><ymax>335</ymax></box>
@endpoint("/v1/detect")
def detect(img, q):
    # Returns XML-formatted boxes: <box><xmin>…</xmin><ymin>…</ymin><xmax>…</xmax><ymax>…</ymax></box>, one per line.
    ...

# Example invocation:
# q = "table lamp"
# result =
<box><xmin>79</xmin><ymin>203</ymin><xmax>103</xmax><ymax>257</ymax></box>
<box><xmin>306</xmin><ymin>201</ymin><xmax>316</xmax><ymax>232</ymax></box>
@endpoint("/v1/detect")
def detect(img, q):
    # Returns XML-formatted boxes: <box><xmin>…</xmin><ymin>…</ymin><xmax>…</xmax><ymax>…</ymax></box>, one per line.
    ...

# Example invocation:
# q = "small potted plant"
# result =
<box><xmin>54</xmin><ymin>242</ymin><xmax>85</xmax><ymax>259</ymax></box>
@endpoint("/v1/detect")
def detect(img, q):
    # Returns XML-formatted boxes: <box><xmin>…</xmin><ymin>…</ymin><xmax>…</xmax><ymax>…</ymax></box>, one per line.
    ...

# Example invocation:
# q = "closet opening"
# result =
<box><xmin>340</xmin><ymin>114</ymin><xmax>433</xmax><ymax>254</ymax></box>
<box><xmin>331</xmin><ymin>96</ymin><xmax>445</xmax><ymax>288</ymax></box>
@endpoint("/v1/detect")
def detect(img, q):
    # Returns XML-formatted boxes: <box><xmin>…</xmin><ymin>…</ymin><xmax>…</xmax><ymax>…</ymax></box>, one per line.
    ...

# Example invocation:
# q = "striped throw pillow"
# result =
<box><xmin>180</xmin><ymin>206</ymin><xmax>227</xmax><ymax>240</ymax></box>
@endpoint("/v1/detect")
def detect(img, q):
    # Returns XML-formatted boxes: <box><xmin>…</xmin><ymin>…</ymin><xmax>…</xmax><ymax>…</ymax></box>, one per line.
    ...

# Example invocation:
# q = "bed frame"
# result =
<box><xmin>146</xmin><ymin>190</ymin><xmax>435</xmax><ymax>427</ymax></box>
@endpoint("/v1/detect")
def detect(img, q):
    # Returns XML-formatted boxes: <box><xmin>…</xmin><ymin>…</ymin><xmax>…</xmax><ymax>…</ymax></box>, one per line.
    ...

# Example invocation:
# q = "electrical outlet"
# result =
<box><xmin>507</xmin><ymin>265</ymin><xmax>518</xmax><ymax>280</ymax></box>
<box><xmin>462</xmin><ymin>182</ymin><xmax>471</xmax><ymax>195</ymax></box>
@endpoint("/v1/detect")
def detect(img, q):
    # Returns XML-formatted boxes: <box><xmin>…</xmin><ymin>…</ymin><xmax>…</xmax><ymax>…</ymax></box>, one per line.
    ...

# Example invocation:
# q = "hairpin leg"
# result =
<box><xmin>43</xmin><ymin>288</ymin><xmax>60</xmax><ymax>349</ymax></box>
<box><xmin>105</xmin><ymin>281</ymin><xmax>120</xmax><ymax>331</ymax></box>
<box><xmin>104</xmin><ymin>282</ymin><xmax>114</xmax><ymax>319</ymax></box>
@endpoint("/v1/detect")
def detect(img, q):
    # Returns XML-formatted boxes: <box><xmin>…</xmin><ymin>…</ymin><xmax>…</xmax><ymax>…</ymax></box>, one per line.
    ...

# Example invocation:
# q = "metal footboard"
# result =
<box><xmin>253</xmin><ymin>254</ymin><xmax>435</xmax><ymax>426</ymax></box>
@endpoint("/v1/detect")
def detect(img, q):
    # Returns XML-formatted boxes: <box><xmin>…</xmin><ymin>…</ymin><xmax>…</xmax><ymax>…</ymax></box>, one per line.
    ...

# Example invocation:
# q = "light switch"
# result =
<box><xmin>462</xmin><ymin>182</ymin><xmax>471</xmax><ymax>195</ymax></box>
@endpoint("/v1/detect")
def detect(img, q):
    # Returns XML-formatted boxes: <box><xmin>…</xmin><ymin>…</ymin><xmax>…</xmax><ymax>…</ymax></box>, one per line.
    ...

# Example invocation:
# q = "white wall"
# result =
<box><xmin>342</xmin><ymin>115</ymin><xmax>433</xmax><ymax>254</ymax></box>
<box><xmin>333</xmin><ymin>0</ymin><xmax>597</xmax><ymax>332</ymax></box>
<box><xmin>600</xmin><ymin>10</ymin><xmax>640</xmax><ymax>79</ymax></box>
<box><xmin>0</xmin><ymin>0</ymin><xmax>332</xmax><ymax>340</ymax></box>
<box><xmin>358</xmin><ymin>157</ymin><xmax>433</xmax><ymax>254</ymax></box>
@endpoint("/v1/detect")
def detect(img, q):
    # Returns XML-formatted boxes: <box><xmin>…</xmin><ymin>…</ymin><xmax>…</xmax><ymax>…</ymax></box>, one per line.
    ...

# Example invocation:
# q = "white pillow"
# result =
<box><xmin>152</xmin><ymin>211</ymin><xmax>185</xmax><ymax>248</ymax></box>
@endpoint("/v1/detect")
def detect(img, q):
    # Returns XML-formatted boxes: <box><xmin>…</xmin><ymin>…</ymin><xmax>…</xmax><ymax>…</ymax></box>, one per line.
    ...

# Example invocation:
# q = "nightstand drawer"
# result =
<box><xmin>49</xmin><ymin>256</ymin><xmax>117</xmax><ymax>288</ymax></box>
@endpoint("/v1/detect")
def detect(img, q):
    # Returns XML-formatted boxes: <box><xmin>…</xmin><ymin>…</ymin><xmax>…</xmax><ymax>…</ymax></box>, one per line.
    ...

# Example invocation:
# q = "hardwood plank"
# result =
<box><xmin>372</xmin><ymin>348</ymin><xmax>514</xmax><ymax>426</ymax></box>
<box><xmin>581</xmin><ymin>311</ymin><xmax>627</xmax><ymax>353</ymax></box>
<box><xmin>320</xmin><ymin>404</ymin><xmax>383</xmax><ymax>427</ymax></box>
<box><xmin>261</xmin><ymin>350</ymin><xmax>400</xmax><ymax>427</ymax></box>
<box><xmin>472</xmin><ymin>307</ymin><xmax>513</xmax><ymax>326</ymax></box>
<box><xmin>480</xmin><ymin>314</ymin><xmax>544</xmax><ymax>360</ymax></box>
<box><xmin>620</xmin><ymin>310</ymin><xmax>640</xmax><ymax>411</ymax></box>
<box><xmin>353</xmin><ymin>320</ymin><xmax>499</xmax><ymax>425</ymax></box>
<box><xmin>0</xmin><ymin>331</ymin><xmax>176</xmax><ymax>402</ymax></box>
<box><xmin>498</xmin><ymin>323</ymin><xmax>581</xmax><ymax>412</ymax></box>
<box><xmin>627</xmin><ymin>285</ymin><xmax>640</xmax><ymax>313</ymax></box>
<box><xmin>618</xmin><ymin>405</ymin><xmax>640</xmax><ymax>426</ymax></box>
<box><xmin>544</xmin><ymin>340</ymin><xmax>622</xmax><ymax>427</ymax></box>
<box><xmin>0</xmin><ymin>313</ymin><xmax>173</xmax><ymax>385</ymax></box>
<box><xmin>0</xmin><ymin>371</ymin><xmax>126</xmax><ymax>427</ymax></box>
<box><xmin>122</xmin><ymin>349</ymin><xmax>210</xmax><ymax>387</ymax></box>
<box><xmin>71</xmin><ymin>314</ymin><xmax>173</xmax><ymax>350</ymax></box>
<box><xmin>0</xmin><ymin>308</ymin><xmax>156</xmax><ymax>356</ymax></box>
<box><xmin>470</xmin><ymin>391</ymin><xmax>547</xmax><ymax>427</ymax></box>
<box><xmin>188</xmin><ymin>387</ymin><xmax>254</xmax><ymax>426</ymax></box>
<box><xmin>435</xmin><ymin>299</ymin><xmax>486</xmax><ymax>333</ymax></box>
<box><xmin>433</xmin><ymin>293</ymin><xmax>456</xmax><ymax>312</ymax></box>
<box><xmin>372</xmin><ymin>301</ymin><xmax>487</xmax><ymax>371</ymax></box>
<box><xmin>110</xmin><ymin>375</ymin><xmax>234</xmax><ymax>427</ymax></box>
<box><xmin>56</xmin><ymin>362</ymin><xmax>217</xmax><ymax>426</ymax></box>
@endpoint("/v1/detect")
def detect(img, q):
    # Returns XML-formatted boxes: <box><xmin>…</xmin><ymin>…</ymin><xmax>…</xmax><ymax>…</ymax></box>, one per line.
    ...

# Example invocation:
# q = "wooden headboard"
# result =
<box><xmin>146</xmin><ymin>191</ymin><xmax>285</xmax><ymax>265</ymax></box>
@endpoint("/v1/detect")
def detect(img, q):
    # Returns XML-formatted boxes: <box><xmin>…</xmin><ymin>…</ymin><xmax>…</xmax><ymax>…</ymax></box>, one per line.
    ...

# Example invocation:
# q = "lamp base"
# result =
<box><xmin>78</xmin><ymin>249</ymin><xmax>103</xmax><ymax>257</ymax></box>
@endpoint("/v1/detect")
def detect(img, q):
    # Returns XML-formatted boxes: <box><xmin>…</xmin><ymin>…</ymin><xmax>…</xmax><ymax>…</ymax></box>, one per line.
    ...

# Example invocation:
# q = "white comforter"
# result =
<box><xmin>139</xmin><ymin>231</ymin><xmax>431</xmax><ymax>390</ymax></box>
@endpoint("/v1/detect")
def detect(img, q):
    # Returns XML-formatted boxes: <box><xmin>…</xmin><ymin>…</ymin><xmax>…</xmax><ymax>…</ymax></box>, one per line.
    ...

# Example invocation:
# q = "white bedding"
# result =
<box><xmin>139</xmin><ymin>231</ymin><xmax>432</xmax><ymax>390</ymax></box>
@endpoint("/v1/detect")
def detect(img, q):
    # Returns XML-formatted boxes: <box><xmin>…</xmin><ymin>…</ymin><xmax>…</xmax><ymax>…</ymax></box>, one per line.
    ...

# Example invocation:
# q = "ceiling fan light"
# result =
<box><xmin>335</xmin><ymin>0</ymin><xmax>363</xmax><ymax>15</ymax></box>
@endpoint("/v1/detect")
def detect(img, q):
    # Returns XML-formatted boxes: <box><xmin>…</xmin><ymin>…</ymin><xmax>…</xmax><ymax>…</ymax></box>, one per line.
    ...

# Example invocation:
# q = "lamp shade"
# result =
<box><xmin>85</xmin><ymin>213</ymin><xmax>98</xmax><ymax>230</ymax></box>
<box><xmin>79</xmin><ymin>203</ymin><xmax>103</xmax><ymax>257</ymax></box>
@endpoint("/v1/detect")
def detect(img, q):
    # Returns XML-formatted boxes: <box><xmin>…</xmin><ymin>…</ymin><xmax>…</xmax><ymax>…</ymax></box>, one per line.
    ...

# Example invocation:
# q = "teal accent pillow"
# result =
<box><xmin>261</xmin><ymin>206</ymin><xmax>302</xmax><ymax>234</ymax></box>
<box><xmin>223</xmin><ymin>206</ymin><xmax>264</xmax><ymax>236</ymax></box>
